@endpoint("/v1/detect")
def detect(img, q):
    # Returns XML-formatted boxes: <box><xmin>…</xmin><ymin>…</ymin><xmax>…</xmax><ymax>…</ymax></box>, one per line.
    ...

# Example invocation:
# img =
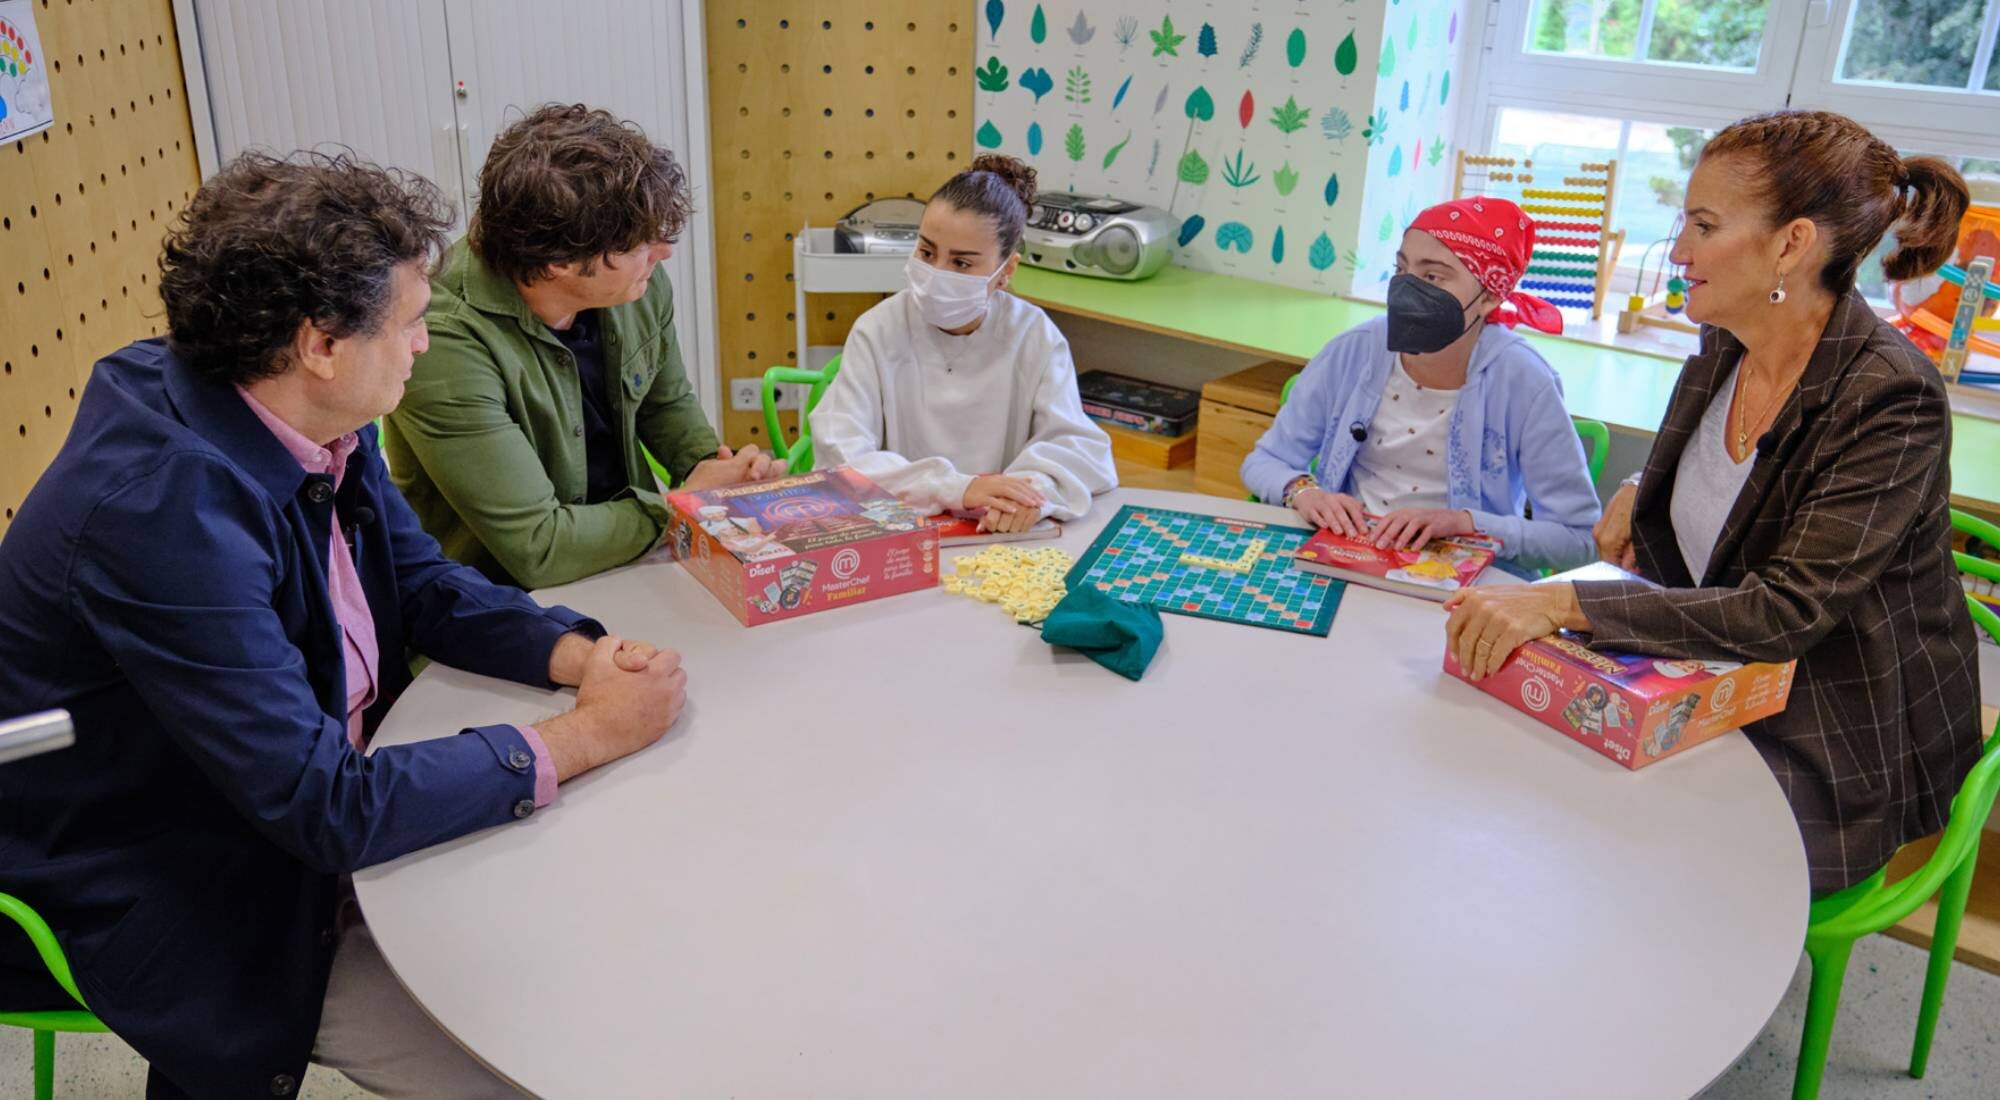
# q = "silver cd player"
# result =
<box><xmin>1021</xmin><ymin>193</ymin><xmax>1176</xmax><ymax>280</ymax></box>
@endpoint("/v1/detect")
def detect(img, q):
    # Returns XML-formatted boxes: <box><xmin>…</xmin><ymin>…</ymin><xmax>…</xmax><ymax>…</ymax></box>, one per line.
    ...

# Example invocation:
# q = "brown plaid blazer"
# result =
<box><xmin>1573</xmin><ymin>291</ymin><xmax>1983</xmax><ymax>894</ymax></box>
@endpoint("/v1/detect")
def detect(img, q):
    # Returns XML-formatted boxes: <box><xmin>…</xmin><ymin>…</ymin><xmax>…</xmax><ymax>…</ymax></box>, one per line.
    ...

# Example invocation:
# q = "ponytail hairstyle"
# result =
<box><xmin>1699</xmin><ymin>110</ymin><xmax>1969</xmax><ymax>295</ymax></box>
<box><xmin>928</xmin><ymin>153</ymin><xmax>1039</xmax><ymax>258</ymax></box>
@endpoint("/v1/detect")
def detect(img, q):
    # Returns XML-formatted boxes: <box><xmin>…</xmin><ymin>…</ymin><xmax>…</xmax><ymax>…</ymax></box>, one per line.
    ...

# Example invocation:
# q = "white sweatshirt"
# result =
<box><xmin>810</xmin><ymin>289</ymin><xmax>1118</xmax><ymax>520</ymax></box>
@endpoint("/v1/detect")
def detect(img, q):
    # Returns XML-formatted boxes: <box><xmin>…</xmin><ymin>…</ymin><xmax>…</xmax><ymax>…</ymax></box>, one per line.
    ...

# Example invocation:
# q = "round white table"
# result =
<box><xmin>357</xmin><ymin>489</ymin><xmax>1809</xmax><ymax>1099</ymax></box>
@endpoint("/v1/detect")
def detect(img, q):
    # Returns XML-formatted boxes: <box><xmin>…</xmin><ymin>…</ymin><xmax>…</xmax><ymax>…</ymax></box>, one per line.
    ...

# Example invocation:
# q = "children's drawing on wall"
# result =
<box><xmin>0</xmin><ymin>0</ymin><xmax>54</xmax><ymax>144</ymax></box>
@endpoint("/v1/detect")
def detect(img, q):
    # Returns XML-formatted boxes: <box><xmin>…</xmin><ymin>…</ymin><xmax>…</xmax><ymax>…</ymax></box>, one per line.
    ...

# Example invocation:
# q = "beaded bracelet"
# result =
<box><xmin>1281</xmin><ymin>474</ymin><xmax>1320</xmax><ymax>508</ymax></box>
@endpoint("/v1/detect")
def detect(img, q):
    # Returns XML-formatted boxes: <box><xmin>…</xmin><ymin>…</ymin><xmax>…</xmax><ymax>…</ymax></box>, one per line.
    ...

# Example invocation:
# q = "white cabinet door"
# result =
<box><xmin>441</xmin><ymin>0</ymin><xmax>715</xmax><ymax>413</ymax></box>
<box><xmin>187</xmin><ymin>0</ymin><xmax>467</xmax><ymax>228</ymax></box>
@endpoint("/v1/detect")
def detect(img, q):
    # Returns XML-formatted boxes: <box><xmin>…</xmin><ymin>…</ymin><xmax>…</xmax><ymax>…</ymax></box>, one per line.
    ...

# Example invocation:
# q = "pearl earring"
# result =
<box><xmin>1769</xmin><ymin>273</ymin><xmax>1787</xmax><ymax>305</ymax></box>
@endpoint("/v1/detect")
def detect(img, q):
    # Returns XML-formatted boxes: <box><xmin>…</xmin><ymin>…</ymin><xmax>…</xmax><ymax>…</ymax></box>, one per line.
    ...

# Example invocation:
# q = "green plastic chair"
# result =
<box><xmin>0</xmin><ymin>892</ymin><xmax>110</xmax><ymax>1100</ymax></box>
<box><xmin>1573</xmin><ymin>417</ymin><xmax>1609</xmax><ymax>485</ymax></box>
<box><xmin>1789</xmin><ymin>511</ymin><xmax>2000</xmax><ymax>1099</ymax></box>
<box><xmin>762</xmin><ymin>354</ymin><xmax>844</xmax><ymax>475</ymax></box>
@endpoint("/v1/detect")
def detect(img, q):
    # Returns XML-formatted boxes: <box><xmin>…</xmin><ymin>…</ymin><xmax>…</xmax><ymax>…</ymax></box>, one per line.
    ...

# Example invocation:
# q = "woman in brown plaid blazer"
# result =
<box><xmin>1443</xmin><ymin>111</ymin><xmax>1985</xmax><ymax>896</ymax></box>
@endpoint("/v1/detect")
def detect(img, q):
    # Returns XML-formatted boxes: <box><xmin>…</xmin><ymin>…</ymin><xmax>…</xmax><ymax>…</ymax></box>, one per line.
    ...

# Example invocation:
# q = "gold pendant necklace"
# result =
<box><xmin>1731</xmin><ymin>363</ymin><xmax>1792</xmax><ymax>458</ymax></box>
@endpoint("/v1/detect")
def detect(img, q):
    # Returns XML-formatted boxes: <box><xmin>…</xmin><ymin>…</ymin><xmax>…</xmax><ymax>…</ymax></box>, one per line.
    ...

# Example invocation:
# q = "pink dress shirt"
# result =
<box><xmin>237</xmin><ymin>390</ymin><xmax>557</xmax><ymax>805</ymax></box>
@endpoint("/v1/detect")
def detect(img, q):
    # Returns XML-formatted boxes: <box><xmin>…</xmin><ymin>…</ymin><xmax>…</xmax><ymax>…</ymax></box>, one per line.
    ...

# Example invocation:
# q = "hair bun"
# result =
<box><xmin>1883</xmin><ymin>155</ymin><xmax>1969</xmax><ymax>282</ymax></box>
<box><xmin>969</xmin><ymin>153</ymin><xmax>1038</xmax><ymax>209</ymax></box>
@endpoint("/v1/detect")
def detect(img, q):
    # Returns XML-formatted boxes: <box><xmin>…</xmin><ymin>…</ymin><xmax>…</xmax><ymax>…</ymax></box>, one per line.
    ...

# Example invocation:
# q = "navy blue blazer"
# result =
<box><xmin>0</xmin><ymin>340</ymin><xmax>602</xmax><ymax>1097</ymax></box>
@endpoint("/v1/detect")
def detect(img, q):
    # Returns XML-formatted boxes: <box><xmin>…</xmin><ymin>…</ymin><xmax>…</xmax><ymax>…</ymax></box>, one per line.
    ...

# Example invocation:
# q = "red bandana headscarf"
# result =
<box><xmin>1407</xmin><ymin>198</ymin><xmax>1564</xmax><ymax>336</ymax></box>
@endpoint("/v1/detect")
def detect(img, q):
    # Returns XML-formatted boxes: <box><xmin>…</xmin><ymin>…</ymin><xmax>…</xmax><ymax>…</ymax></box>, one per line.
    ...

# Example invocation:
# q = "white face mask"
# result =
<box><xmin>904</xmin><ymin>255</ymin><xmax>1002</xmax><ymax>330</ymax></box>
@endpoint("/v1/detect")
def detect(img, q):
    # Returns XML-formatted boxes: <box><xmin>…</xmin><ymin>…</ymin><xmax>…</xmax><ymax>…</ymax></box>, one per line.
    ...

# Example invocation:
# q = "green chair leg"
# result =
<box><xmin>1794</xmin><ymin>935</ymin><xmax>1855</xmax><ymax>1100</ymax></box>
<box><xmin>33</xmin><ymin>1028</ymin><xmax>54</xmax><ymax>1100</ymax></box>
<box><xmin>1911</xmin><ymin>836</ymin><xmax>1981</xmax><ymax>1078</ymax></box>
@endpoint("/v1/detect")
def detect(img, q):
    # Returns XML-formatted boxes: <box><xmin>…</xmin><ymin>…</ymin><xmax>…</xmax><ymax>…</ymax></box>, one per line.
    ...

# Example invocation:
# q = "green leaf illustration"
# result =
<box><xmin>1378</xmin><ymin>212</ymin><xmax>1395</xmax><ymax>242</ymax></box>
<box><xmin>1102</xmin><ymin>132</ymin><xmax>1133</xmax><ymax>168</ymax></box>
<box><xmin>1441</xmin><ymin>71</ymin><xmax>1451</xmax><ymax>106</ymax></box>
<box><xmin>1335</xmin><ymin>31</ymin><xmax>1358</xmax><ymax>77</ymax></box>
<box><xmin>1379</xmin><ymin>37</ymin><xmax>1397</xmax><ymax>77</ymax></box>
<box><xmin>1065</xmin><ymin>66</ymin><xmax>1092</xmax><ymax>104</ymax></box>
<box><xmin>1065</xmin><ymin>123</ymin><xmax>1086</xmax><ymax>162</ymax></box>
<box><xmin>975</xmin><ymin>57</ymin><xmax>1010</xmax><ymax>93</ymax></box>
<box><xmin>1151</xmin><ymin>15</ymin><xmax>1186</xmax><ymax>57</ymax></box>
<box><xmin>1031</xmin><ymin>4</ymin><xmax>1046</xmax><ymax>44</ymax></box>
<box><xmin>1184</xmin><ymin>85</ymin><xmax>1215</xmax><ymax>121</ymax></box>
<box><xmin>976</xmin><ymin>120</ymin><xmax>1003</xmax><ymax>149</ymax></box>
<box><xmin>1269</xmin><ymin>95</ymin><xmax>1310</xmax><ymax>135</ymax></box>
<box><xmin>1221</xmin><ymin>149</ymin><xmax>1260</xmax><ymax>188</ymax></box>
<box><xmin>1273</xmin><ymin>162</ymin><xmax>1299</xmax><ymax>196</ymax></box>
<box><xmin>1309</xmin><ymin>232</ymin><xmax>1337</xmax><ymax>272</ymax></box>
<box><xmin>1286</xmin><ymin>27</ymin><xmax>1306</xmax><ymax>67</ymax></box>
<box><xmin>1177</xmin><ymin>149</ymin><xmax>1210</xmax><ymax>185</ymax></box>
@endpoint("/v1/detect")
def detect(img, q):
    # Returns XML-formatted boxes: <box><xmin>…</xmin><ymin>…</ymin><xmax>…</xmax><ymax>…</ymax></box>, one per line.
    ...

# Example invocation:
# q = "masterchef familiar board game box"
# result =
<box><xmin>1444</xmin><ymin>635</ymin><xmax>1796</xmax><ymax>768</ymax></box>
<box><xmin>663</xmin><ymin>467</ymin><xmax>939</xmax><ymax>626</ymax></box>
<box><xmin>1443</xmin><ymin>562</ymin><xmax>1796</xmax><ymax>767</ymax></box>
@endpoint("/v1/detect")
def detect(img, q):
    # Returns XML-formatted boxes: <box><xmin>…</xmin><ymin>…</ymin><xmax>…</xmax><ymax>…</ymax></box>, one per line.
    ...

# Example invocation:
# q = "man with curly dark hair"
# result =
<box><xmin>0</xmin><ymin>151</ymin><xmax>690</xmax><ymax>1098</ymax></box>
<box><xmin>386</xmin><ymin>103</ymin><xmax>773</xmax><ymax>590</ymax></box>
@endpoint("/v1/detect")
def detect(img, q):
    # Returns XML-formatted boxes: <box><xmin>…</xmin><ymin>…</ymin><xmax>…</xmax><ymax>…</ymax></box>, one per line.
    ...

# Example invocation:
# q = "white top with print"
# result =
<box><xmin>1347</xmin><ymin>357</ymin><xmax>1459</xmax><ymax>515</ymax></box>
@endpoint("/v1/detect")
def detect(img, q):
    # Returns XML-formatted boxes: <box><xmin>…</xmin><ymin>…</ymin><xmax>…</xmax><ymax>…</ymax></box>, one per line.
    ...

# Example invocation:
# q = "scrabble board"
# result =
<box><xmin>1067</xmin><ymin>505</ymin><xmax>1343</xmax><ymax>636</ymax></box>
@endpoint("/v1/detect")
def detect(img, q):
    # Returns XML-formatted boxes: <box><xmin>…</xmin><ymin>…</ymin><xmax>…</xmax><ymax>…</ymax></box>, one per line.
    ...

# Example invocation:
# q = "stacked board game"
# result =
<box><xmin>1067</xmin><ymin>505</ymin><xmax>1342</xmax><ymax>636</ymax></box>
<box><xmin>664</xmin><ymin>467</ymin><xmax>938</xmax><ymax>626</ymax></box>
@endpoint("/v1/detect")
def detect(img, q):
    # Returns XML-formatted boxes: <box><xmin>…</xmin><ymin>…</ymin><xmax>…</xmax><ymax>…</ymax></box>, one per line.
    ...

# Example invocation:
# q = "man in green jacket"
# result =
<box><xmin>387</xmin><ymin>104</ymin><xmax>775</xmax><ymax>589</ymax></box>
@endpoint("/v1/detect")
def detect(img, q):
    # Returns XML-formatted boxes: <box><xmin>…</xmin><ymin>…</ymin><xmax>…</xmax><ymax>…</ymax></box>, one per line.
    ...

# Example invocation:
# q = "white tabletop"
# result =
<box><xmin>357</xmin><ymin>489</ymin><xmax>1809</xmax><ymax>1099</ymax></box>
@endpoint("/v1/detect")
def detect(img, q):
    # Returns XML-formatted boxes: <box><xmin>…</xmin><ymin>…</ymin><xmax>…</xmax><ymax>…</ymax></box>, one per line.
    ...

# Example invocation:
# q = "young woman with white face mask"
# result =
<box><xmin>809</xmin><ymin>155</ymin><xmax>1117</xmax><ymax>532</ymax></box>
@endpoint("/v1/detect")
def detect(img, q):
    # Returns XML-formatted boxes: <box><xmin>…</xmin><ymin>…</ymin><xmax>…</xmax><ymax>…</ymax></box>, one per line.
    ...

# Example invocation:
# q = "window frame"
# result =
<box><xmin>1788</xmin><ymin>0</ymin><xmax>2000</xmax><ymax>155</ymax></box>
<box><xmin>1468</xmin><ymin>0</ymin><xmax>2000</xmax><ymax>168</ymax></box>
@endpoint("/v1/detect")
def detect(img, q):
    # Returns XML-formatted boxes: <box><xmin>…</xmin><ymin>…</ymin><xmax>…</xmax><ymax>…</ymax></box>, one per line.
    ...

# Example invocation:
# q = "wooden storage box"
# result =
<box><xmin>1105</xmin><ymin>422</ymin><xmax>1197</xmax><ymax>469</ymax></box>
<box><xmin>1195</xmin><ymin>361</ymin><xmax>1301</xmax><ymax>499</ymax></box>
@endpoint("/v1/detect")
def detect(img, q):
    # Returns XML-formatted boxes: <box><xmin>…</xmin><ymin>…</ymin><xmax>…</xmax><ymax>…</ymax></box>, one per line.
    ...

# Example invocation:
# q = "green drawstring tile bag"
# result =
<box><xmin>1040</xmin><ymin>584</ymin><xmax>1163</xmax><ymax>681</ymax></box>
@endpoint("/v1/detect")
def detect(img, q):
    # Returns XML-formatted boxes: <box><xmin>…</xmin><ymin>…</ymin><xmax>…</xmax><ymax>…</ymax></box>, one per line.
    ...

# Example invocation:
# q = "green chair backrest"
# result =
<box><xmin>763</xmin><ymin>354</ymin><xmax>844</xmax><ymax>475</ymax></box>
<box><xmin>0</xmin><ymin>894</ymin><xmax>87</xmax><ymax>1013</ymax></box>
<box><xmin>1573</xmin><ymin>417</ymin><xmax>1610</xmax><ymax>486</ymax></box>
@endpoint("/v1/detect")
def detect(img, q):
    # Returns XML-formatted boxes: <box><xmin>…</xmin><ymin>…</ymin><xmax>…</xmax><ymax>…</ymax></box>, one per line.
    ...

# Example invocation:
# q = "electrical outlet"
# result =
<box><xmin>730</xmin><ymin>378</ymin><xmax>807</xmax><ymax>412</ymax></box>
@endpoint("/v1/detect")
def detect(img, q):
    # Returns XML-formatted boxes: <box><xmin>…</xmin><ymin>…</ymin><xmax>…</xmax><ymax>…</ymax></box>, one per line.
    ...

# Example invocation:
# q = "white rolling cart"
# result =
<box><xmin>791</xmin><ymin>226</ymin><xmax>907</xmax><ymax>375</ymax></box>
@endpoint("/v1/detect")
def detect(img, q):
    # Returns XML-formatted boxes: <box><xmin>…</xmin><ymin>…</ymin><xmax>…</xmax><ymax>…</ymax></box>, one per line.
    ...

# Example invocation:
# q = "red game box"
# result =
<box><xmin>1293</xmin><ymin>521</ymin><xmax>1500</xmax><ymax>601</ymax></box>
<box><xmin>1445</xmin><ymin>636</ymin><xmax>1797</xmax><ymax>769</ymax></box>
<box><xmin>663</xmin><ymin>467</ymin><xmax>940</xmax><ymax>626</ymax></box>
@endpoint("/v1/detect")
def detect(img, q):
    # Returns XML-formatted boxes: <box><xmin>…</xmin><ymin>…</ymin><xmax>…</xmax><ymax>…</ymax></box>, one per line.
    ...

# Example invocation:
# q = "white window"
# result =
<box><xmin>1469</xmin><ymin>1</ymin><xmax>2000</xmax><ymax>295</ymax></box>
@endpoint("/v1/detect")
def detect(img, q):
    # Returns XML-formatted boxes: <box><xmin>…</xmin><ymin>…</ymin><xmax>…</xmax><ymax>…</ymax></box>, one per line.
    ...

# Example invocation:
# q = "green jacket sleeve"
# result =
<box><xmin>391</xmin><ymin>322</ymin><xmax>662</xmax><ymax>590</ymax></box>
<box><xmin>634</xmin><ymin>284</ymin><xmax>721</xmax><ymax>484</ymax></box>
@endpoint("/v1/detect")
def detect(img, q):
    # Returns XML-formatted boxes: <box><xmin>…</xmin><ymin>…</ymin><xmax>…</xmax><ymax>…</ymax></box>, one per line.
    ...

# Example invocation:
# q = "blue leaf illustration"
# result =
<box><xmin>1271</xmin><ymin>227</ymin><xmax>1286</xmax><ymax>265</ymax></box>
<box><xmin>1112</xmin><ymin>74</ymin><xmax>1132</xmax><ymax>110</ymax></box>
<box><xmin>1020</xmin><ymin>67</ymin><xmax>1054</xmax><ymax>102</ymax></box>
<box><xmin>985</xmin><ymin>0</ymin><xmax>1004</xmax><ymax>41</ymax></box>
<box><xmin>1323</xmin><ymin>172</ymin><xmax>1340</xmax><ymax>207</ymax></box>
<box><xmin>1399</xmin><ymin>81</ymin><xmax>1410</xmax><ymax>112</ymax></box>
<box><xmin>1027</xmin><ymin>122</ymin><xmax>1044</xmax><ymax>156</ymax></box>
<box><xmin>1215</xmin><ymin>221</ymin><xmax>1254</xmax><ymax>253</ymax></box>
<box><xmin>1177</xmin><ymin>215</ymin><xmax>1207</xmax><ymax>247</ymax></box>
<box><xmin>1387</xmin><ymin>145</ymin><xmax>1402</xmax><ymax>177</ymax></box>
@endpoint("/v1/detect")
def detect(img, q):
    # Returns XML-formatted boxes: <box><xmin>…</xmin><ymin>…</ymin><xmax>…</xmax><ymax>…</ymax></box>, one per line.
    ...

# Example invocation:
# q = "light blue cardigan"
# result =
<box><xmin>1240</xmin><ymin>316</ymin><xmax>1601</xmax><ymax>575</ymax></box>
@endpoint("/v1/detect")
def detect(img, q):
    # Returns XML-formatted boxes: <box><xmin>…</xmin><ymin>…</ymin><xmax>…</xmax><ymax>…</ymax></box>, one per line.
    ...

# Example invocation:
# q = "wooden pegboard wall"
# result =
<box><xmin>0</xmin><ymin>0</ymin><xmax>200</xmax><ymax>533</ymax></box>
<box><xmin>705</xmin><ymin>2</ymin><xmax>972</xmax><ymax>446</ymax></box>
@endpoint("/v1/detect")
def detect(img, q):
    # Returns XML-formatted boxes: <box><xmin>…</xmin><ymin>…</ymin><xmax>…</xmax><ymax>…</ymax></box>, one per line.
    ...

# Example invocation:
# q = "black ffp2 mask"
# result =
<box><xmin>1386</xmin><ymin>273</ymin><xmax>1479</xmax><ymax>355</ymax></box>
